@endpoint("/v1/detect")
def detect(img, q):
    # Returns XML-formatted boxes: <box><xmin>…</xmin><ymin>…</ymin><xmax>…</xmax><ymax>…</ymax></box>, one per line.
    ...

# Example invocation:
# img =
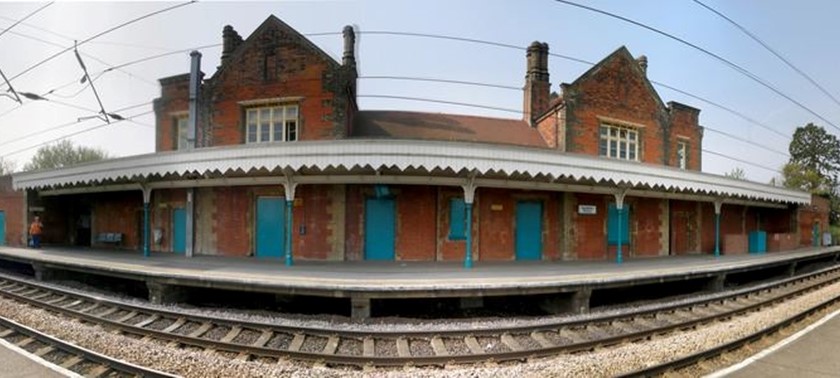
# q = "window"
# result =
<box><xmin>607</xmin><ymin>203</ymin><xmax>630</xmax><ymax>245</ymax></box>
<box><xmin>677</xmin><ymin>141</ymin><xmax>688</xmax><ymax>169</ymax></box>
<box><xmin>449</xmin><ymin>198</ymin><xmax>466</xmax><ymax>240</ymax></box>
<box><xmin>246</xmin><ymin>104</ymin><xmax>299</xmax><ymax>143</ymax></box>
<box><xmin>176</xmin><ymin>116</ymin><xmax>189</xmax><ymax>150</ymax></box>
<box><xmin>599</xmin><ymin>123</ymin><xmax>639</xmax><ymax>161</ymax></box>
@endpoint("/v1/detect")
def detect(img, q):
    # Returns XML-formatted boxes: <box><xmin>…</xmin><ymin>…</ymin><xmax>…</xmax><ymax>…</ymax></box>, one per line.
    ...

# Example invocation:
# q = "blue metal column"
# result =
<box><xmin>142</xmin><ymin>187</ymin><xmax>152</xmax><ymax>258</ymax></box>
<box><xmin>614</xmin><ymin>189</ymin><xmax>627</xmax><ymax>265</ymax></box>
<box><xmin>462</xmin><ymin>179</ymin><xmax>477</xmax><ymax>269</ymax></box>
<box><xmin>715</xmin><ymin>213</ymin><xmax>721</xmax><ymax>258</ymax></box>
<box><xmin>714</xmin><ymin>200</ymin><xmax>723</xmax><ymax>259</ymax></box>
<box><xmin>285</xmin><ymin>199</ymin><xmax>293</xmax><ymax>266</ymax></box>
<box><xmin>616</xmin><ymin>206</ymin><xmax>623</xmax><ymax>264</ymax></box>
<box><xmin>464</xmin><ymin>203</ymin><xmax>473</xmax><ymax>269</ymax></box>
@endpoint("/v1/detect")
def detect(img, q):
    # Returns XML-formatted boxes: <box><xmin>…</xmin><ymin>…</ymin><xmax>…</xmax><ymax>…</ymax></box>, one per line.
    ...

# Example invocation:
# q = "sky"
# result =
<box><xmin>1</xmin><ymin>0</ymin><xmax>839</xmax><ymax>184</ymax></box>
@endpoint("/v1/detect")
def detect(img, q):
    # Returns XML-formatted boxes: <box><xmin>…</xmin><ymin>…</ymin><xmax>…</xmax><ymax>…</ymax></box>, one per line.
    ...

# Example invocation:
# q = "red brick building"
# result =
<box><xmin>5</xmin><ymin>16</ymin><xmax>822</xmax><ymax>263</ymax></box>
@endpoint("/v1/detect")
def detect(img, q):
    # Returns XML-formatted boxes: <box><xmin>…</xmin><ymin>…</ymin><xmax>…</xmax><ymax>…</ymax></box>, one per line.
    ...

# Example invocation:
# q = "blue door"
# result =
<box><xmin>813</xmin><ymin>223</ymin><xmax>821</xmax><ymax>247</ymax></box>
<box><xmin>256</xmin><ymin>197</ymin><xmax>285</xmax><ymax>258</ymax></box>
<box><xmin>515</xmin><ymin>201</ymin><xmax>542</xmax><ymax>260</ymax></box>
<box><xmin>365</xmin><ymin>198</ymin><xmax>395</xmax><ymax>260</ymax></box>
<box><xmin>172</xmin><ymin>208</ymin><xmax>186</xmax><ymax>254</ymax></box>
<box><xmin>0</xmin><ymin>211</ymin><xmax>5</xmax><ymax>246</ymax></box>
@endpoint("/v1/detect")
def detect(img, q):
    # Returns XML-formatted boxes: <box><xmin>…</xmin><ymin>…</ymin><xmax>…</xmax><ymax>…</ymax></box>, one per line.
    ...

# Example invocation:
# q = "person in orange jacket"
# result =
<box><xmin>29</xmin><ymin>216</ymin><xmax>43</xmax><ymax>248</ymax></box>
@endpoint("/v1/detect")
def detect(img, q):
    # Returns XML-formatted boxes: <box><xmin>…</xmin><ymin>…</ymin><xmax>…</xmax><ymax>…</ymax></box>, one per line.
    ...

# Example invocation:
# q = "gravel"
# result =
<box><xmin>1</xmin><ymin>267</ymin><xmax>840</xmax><ymax>377</ymax></box>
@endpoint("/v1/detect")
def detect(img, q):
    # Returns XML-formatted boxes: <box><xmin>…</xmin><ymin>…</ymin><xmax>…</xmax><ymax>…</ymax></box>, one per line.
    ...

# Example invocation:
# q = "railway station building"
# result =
<box><xmin>1</xmin><ymin>15</ymin><xmax>827</xmax><ymax>265</ymax></box>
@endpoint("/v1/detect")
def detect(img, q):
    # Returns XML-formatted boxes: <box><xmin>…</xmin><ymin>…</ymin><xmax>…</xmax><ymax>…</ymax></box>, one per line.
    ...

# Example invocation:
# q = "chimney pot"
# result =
<box><xmin>636</xmin><ymin>55</ymin><xmax>648</xmax><ymax>75</ymax></box>
<box><xmin>342</xmin><ymin>25</ymin><xmax>356</xmax><ymax>67</ymax></box>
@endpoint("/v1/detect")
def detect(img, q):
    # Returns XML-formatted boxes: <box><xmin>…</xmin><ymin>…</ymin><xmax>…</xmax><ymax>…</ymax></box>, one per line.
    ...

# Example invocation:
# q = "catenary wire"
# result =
<box><xmin>0</xmin><ymin>2</ymin><xmax>53</xmax><ymax>39</ymax></box>
<box><xmin>1</xmin><ymin>109</ymin><xmax>155</xmax><ymax>159</ymax></box>
<box><xmin>703</xmin><ymin>149</ymin><xmax>782</xmax><ymax>175</ymax></box>
<box><xmin>5</xmin><ymin>1</ymin><xmax>195</xmax><ymax>84</ymax></box>
<box><xmin>553</xmin><ymin>0</ymin><xmax>840</xmax><ymax>132</ymax></box>
<box><xmin>0</xmin><ymin>102</ymin><xmax>152</xmax><ymax>149</ymax></box>
<box><xmin>692</xmin><ymin>0</ymin><xmax>840</xmax><ymax>109</ymax></box>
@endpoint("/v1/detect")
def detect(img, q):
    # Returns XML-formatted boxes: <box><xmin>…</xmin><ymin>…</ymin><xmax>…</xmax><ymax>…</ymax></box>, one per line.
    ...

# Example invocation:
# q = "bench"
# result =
<box><xmin>96</xmin><ymin>233</ymin><xmax>123</xmax><ymax>245</ymax></box>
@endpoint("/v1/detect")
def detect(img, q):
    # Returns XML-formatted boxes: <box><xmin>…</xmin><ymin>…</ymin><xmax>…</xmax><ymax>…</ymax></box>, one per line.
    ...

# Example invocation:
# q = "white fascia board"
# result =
<box><xmin>13</xmin><ymin>139</ymin><xmax>810</xmax><ymax>204</ymax></box>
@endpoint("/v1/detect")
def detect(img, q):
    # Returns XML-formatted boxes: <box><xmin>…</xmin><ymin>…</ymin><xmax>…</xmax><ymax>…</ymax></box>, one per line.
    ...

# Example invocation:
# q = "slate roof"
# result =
<box><xmin>352</xmin><ymin>110</ymin><xmax>548</xmax><ymax>148</ymax></box>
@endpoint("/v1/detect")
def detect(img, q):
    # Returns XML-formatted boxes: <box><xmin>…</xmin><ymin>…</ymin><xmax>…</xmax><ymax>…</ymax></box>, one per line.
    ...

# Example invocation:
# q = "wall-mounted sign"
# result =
<box><xmin>578</xmin><ymin>205</ymin><xmax>597</xmax><ymax>215</ymax></box>
<box><xmin>491</xmin><ymin>204</ymin><xmax>504</xmax><ymax>211</ymax></box>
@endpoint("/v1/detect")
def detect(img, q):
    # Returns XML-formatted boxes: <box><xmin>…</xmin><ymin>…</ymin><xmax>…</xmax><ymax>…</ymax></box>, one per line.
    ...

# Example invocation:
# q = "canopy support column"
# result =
<box><xmin>714</xmin><ymin>199</ymin><xmax>724</xmax><ymax>259</ymax></box>
<box><xmin>614</xmin><ymin>188</ymin><xmax>628</xmax><ymax>264</ymax></box>
<box><xmin>141</xmin><ymin>186</ymin><xmax>152</xmax><ymax>258</ymax></box>
<box><xmin>283</xmin><ymin>173</ymin><xmax>298</xmax><ymax>267</ymax></box>
<box><xmin>462</xmin><ymin>175</ymin><xmax>477</xmax><ymax>269</ymax></box>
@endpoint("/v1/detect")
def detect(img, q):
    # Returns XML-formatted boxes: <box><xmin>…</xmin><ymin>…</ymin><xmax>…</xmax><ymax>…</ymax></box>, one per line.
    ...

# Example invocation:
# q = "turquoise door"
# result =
<box><xmin>172</xmin><ymin>208</ymin><xmax>186</xmax><ymax>254</ymax></box>
<box><xmin>515</xmin><ymin>201</ymin><xmax>542</xmax><ymax>260</ymax></box>
<box><xmin>256</xmin><ymin>197</ymin><xmax>285</xmax><ymax>258</ymax></box>
<box><xmin>813</xmin><ymin>223</ymin><xmax>821</xmax><ymax>247</ymax></box>
<box><xmin>0</xmin><ymin>211</ymin><xmax>5</xmax><ymax>246</ymax></box>
<box><xmin>365</xmin><ymin>198</ymin><xmax>395</xmax><ymax>260</ymax></box>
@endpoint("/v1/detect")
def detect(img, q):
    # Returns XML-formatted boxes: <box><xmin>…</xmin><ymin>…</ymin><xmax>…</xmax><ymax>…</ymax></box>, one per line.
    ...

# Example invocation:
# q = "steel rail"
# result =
<box><xmin>0</xmin><ymin>264</ymin><xmax>837</xmax><ymax>367</ymax></box>
<box><xmin>617</xmin><ymin>293</ymin><xmax>840</xmax><ymax>377</ymax></box>
<box><xmin>0</xmin><ymin>315</ymin><xmax>178</xmax><ymax>378</ymax></box>
<box><xmin>0</xmin><ymin>263</ymin><xmax>837</xmax><ymax>339</ymax></box>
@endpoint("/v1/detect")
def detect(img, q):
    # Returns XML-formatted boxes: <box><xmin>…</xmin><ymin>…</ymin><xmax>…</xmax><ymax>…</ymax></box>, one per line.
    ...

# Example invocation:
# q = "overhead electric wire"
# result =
<box><xmin>553</xmin><ymin>0</ymin><xmax>840</xmax><ymax>132</ymax></box>
<box><xmin>0</xmin><ymin>101</ymin><xmax>152</xmax><ymax>149</ymax></box>
<box><xmin>0</xmin><ymin>26</ymin><xmax>156</xmax><ymax>87</ymax></box>
<box><xmin>311</xmin><ymin>29</ymin><xmax>793</xmax><ymax>141</ymax></box>
<box><xmin>358</xmin><ymin>94</ymin><xmax>522</xmax><ymax>114</ymax></box>
<box><xmin>703</xmin><ymin>149</ymin><xmax>782</xmax><ymax>174</ymax></box>
<box><xmin>692</xmin><ymin>0</ymin><xmax>840</xmax><ymax>108</ymax></box>
<box><xmin>0</xmin><ymin>2</ymin><xmax>53</xmax><ymax>39</ymax></box>
<box><xmin>1</xmin><ymin>109</ymin><xmax>155</xmax><ymax>159</ymax></box>
<box><xmin>360</xmin><ymin>76</ymin><xmax>521</xmax><ymax>91</ymax></box>
<box><xmin>6</xmin><ymin>1</ymin><xmax>195</xmax><ymax>84</ymax></box>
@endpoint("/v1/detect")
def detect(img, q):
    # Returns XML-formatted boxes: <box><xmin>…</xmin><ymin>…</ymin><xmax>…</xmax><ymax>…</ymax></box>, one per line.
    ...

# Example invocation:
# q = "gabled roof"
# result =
<box><xmin>210</xmin><ymin>15</ymin><xmax>340</xmax><ymax>81</ymax></box>
<box><xmin>566</xmin><ymin>46</ymin><xmax>667</xmax><ymax>112</ymax></box>
<box><xmin>352</xmin><ymin>110</ymin><xmax>548</xmax><ymax>148</ymax></box>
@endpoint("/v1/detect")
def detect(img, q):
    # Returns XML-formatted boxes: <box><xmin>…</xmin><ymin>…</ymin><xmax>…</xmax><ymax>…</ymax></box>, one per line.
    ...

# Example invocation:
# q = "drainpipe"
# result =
<box><xmin>185</xmin><ymin>51</ymin><xmax>201</xmax><ymax>258</ymax></box>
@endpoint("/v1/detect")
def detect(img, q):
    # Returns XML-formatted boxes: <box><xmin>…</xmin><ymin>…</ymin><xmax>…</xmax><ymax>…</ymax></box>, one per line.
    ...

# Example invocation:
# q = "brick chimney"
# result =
<box><xmin>220</xmin><ymin>25</ymin><xmax>243</xmax><ymax>66</ymax></box>
<box><xmin>523</xmin><ymin>41</ymin><xmax>550</xmax><ymax>126</ymax></box>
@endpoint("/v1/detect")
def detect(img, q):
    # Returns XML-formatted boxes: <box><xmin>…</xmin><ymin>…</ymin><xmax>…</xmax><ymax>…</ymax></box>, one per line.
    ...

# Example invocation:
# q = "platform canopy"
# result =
<box><xmin>12</xmin><ymin>139</ymin><xmax>810</xmax><ymax>206</ymax></box>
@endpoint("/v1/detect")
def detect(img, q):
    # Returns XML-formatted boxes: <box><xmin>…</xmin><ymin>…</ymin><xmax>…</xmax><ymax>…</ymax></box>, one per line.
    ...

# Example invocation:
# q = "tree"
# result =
<box><xmin>788</xmin><ymin>123</ymin><xmax>840</xmax><ymax>184</ymax></box>
<box><xmin>783</xmin><ymin>123</ymin><xmax>840</xmax><ymax>224</ymax></box>
<box><xmin>782</xmin><ymin>162</ymin><xmax>828</xmax><ymax>194</ymax></box>
<box><xmin>24</xmin><ymin>140</ymin><xmax>109</xmax><ymax>171</ymax></box>
<box><xmin>0</xmin><ymin>157</ymin><xmax>15</xmax><ymax>176</ymax></box>
<box><xmin>724</xmin><ymin>167</ymin><xmax>746</xmax><ymax>180</ymax></box>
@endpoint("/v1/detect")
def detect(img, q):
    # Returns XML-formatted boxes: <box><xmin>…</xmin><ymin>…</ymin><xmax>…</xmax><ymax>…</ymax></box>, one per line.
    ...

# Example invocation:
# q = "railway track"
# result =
<box><xmin>0</xmin><ymin>314</ymin><xmax>177</xmax><ymax>378</ymax></box>
<box><xmin>0</xmin><ymin>265</ymin><xmax>838</xmax><ymax>371</ymax></box>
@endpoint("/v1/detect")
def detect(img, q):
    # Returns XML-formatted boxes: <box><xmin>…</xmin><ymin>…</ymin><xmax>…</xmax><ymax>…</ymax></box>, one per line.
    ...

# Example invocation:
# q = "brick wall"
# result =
<box><xmin>632</xmin><ymin>197</ymin><xmax>662</xmax><ymax>257</ymax></box>
<box><xmin>91</xmin><ymin>192</ymin><xmax>142</xmax><ymax>249</ymax></box>
<box><xmin>395</xmin><ymin>186</ymin><xmax>436</xmax><ymax>261</ymax></box>
<box><xmin>154</xmin><ymin>74</ymin><xmax>190</xmax><ymax>152</ymax></box>
<box><xmin>560</xmin><ymin>48</ymin><xmax>702</xmax><ymax>170</ymax></box>
<box><xmin>0</xmin><ymin>176</ymin><xmax>25</xmax><ymax>246</ymax></box>
<box><xmin>150</xmin><ymin>189</ymin><xmax>187</xmax><ymax>252</ymax></box>
<box><xmin>573</xmin><ymin>193</ymin><xmax>607</xmax><ymax>259</ymax></box>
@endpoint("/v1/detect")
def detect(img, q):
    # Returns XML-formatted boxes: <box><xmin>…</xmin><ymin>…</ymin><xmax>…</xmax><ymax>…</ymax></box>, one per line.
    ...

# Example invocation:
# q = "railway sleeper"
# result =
<box><xmin>464</xmin><ymin>336</ymin><xmax>483</xmax><ymax>354</ymax></box>
<box><xmin>288</xmin><ymin>333</ymin><xmax>305</xmax><ymax>352</ymax></box>
<box><xmin>430</xmin><ymin>336</ymin><xmax>448</xmax><ymax>356</ymax></box>
<box><xmin>362</xmin><ymin>337</ymin><xmax>374</xmax><ymax>357</ymax></box>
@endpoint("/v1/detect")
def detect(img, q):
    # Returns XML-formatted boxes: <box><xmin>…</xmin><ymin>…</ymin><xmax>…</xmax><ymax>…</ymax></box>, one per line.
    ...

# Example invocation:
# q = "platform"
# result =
<box><xmin>0</xmin><ymin>246</ymin><xmax>838</xmax><ymax>319</ymax></box>
<box><xmin>710</xmin><ymin>308</ymin><xmax>840</xmax><ymax>377</ymax></box>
